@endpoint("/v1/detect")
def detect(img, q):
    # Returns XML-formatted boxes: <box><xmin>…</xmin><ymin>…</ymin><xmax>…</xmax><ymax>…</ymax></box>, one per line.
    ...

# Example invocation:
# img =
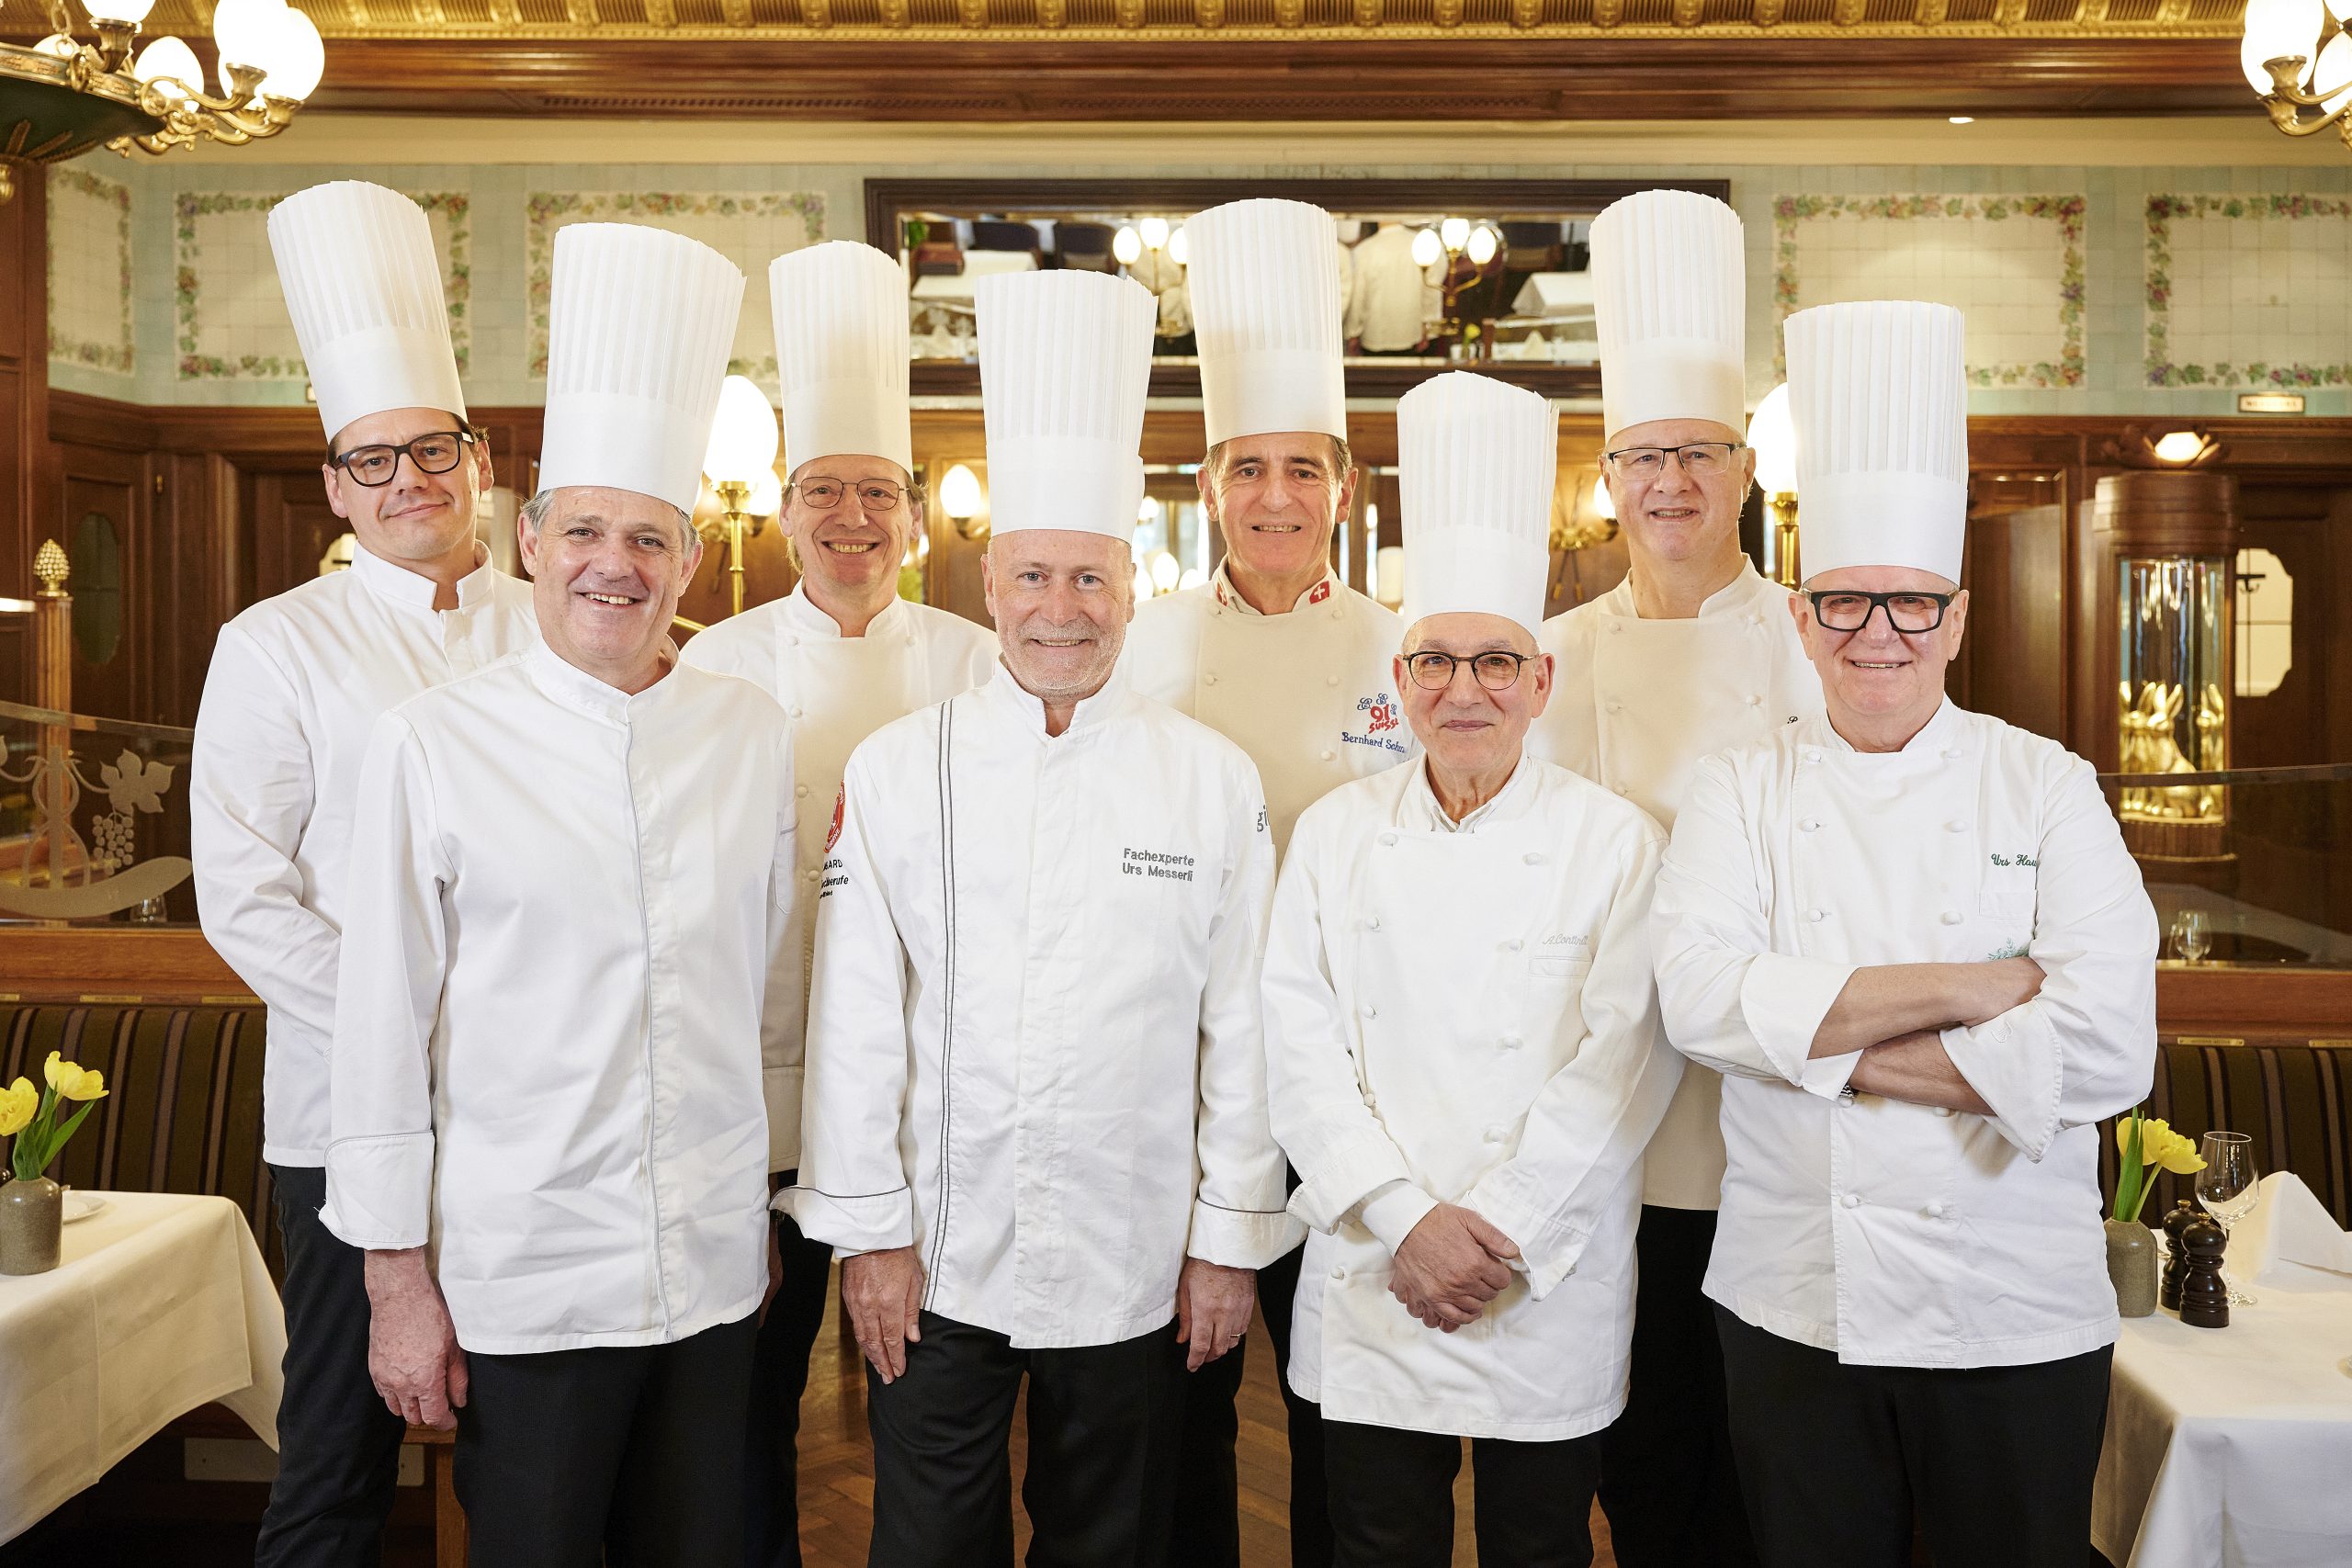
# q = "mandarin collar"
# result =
<box><xmin>1811</xmin><ymin>696</ymin><xmax>1964</xmax><ymax>760</ymax></box>
<box><xmin>1400</xmin><ymin>754</ymin><xmax>1531</xmax><ymax>834</ymax></box>
<box><xmin>524</xmin><ymin>637</ymin><xmax>681</xmax><ymax>726</ymax></box>
<box><xmin>980</xmin><ymin>657</ymin><xmax>1137</xmax><ymax>740</ymax></box>
<box><xmin>1600</xmin><ymin>560</ymin><xmax>1784</xmax><ymax>623</ymax></box>
<box><xmin>779</xmin><ymin>583</ymin><xmax>909</xmax><ymax>642</ymax></box>
<box><xmin>1211</xmin><ymin>562</ymin><xmax>1341</xmax><ymax>619</ymax></box>
<box><xmin>351</xmin><ymin>541</ymin><xmax>502</xmax><ymax>615</ymax></box>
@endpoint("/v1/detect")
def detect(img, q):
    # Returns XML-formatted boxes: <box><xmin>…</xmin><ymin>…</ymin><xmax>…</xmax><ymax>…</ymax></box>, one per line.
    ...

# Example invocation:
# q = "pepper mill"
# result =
<box><xmin>2161</xmin><ymin>1198</ymin><xmax>2199</xmax><ymax>1312</ymax></box>
<box><xmin>2177</xmin><ymin>1213</ymin><xmax>2230</xmax><ymax>1328</ymax></box>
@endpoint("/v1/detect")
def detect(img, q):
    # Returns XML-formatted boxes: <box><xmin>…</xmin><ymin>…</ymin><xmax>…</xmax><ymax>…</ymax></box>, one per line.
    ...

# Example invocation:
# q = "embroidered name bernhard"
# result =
<box><xmin>1122</xmin><ymin>848</ymin><xmax>1196</xmax><ymax>882</ymax></box>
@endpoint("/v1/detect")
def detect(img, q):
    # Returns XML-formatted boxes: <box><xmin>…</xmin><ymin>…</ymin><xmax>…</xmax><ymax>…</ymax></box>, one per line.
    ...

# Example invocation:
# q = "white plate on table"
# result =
<box><xmin>62</xmin><ymin>1190</ymin><xmax>107</xmax><ymax>1224</ymax></box>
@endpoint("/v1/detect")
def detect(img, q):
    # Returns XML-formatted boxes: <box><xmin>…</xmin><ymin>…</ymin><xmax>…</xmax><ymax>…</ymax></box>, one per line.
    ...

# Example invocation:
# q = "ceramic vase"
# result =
<box><xmin>2105</xmin><ymin>1218</ymin><xmax>2158</xmax><ymax>1317</ymax></box>
<box><xmin>0</xmin><ymin>1175</ymin><xmax>64</xmax><ymax>1276</ymax></box>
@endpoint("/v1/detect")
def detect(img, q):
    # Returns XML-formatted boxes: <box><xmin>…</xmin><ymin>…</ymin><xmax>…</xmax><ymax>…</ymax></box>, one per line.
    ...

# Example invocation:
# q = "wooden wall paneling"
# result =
<box><xmin>51</xmin><ymin>440</ymin><xmax>149</xmax><ymax>725</ymax></box>
<box><xmin>1</xmin><ymin>174</ymin><xmax>52</xmax><ymax>708</ymax></box>
<box><xmin>1956</xmin><ymin>502</ymin><xmax>2067</xmax><ymax>743</ymax></box>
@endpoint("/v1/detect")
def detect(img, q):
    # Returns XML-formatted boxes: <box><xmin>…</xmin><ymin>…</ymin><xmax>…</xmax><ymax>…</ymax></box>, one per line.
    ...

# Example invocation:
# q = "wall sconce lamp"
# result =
<box><xmin>939</xmin><ymin>462</ymin><xmax>989</xmax><ymax>541</ymax></box>
<box><xmin>1747</xmin><ymin>383</ymin><xmax>1802</xmax><ymax>587</ymax></box>
<box><xmin>698</xmin><ymin>375</ymin><xmax>781</xmax><ymax>619</ymax></box>
<box><xmin>2148</xmin><ymin>429</ymin><xmax>2222</xmax><ymax>467</ymax></box>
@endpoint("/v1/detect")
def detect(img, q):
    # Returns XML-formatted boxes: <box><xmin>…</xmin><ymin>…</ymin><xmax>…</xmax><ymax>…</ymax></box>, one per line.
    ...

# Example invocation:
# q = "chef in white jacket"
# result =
<box><xmin>323</xmin><ymin>224</ymin><xmax>798</xmax><ymax>1568</ymax></box>
<box><xmin>1526</xmin><ymin>188</ymin><xmax>1817</xmax><ymax>1568</ymax></box>
<box><xmin>1266</xmin><ymin>371</ymin><xmax>1680</xmax><ymax>1568</ymax></box>
<box><xmin>676</xmin><ymin>240</ymin><xmax>995</xmax><ymax>1568</ymax></box>
<box><xmin>1123</xmin><ymin>198</ymin><xmax>1407</xmax><ymax>1568</ymax></box>
<box><xmin>1652</xmin><ymin>299</ymin><xmax>2158</xmax><ymax>1568</ymax></box>
<box><xmin>192</xmin><ymin>180</ymin><xmax>539</xmax><ymax>1568</ymax></box>
<box><xmin>788</xmin><ymin>269</ymin><xmax>1299</xmax><ymax>1568</ymax></box>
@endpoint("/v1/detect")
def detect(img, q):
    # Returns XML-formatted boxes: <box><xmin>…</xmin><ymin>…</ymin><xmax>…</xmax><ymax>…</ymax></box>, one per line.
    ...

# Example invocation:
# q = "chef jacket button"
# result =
<box><xmin>1361</xmin><ymin>1002</ymin><xmax>1378</xmax><ymax>1020</ymax></box>
<box><xmin>1803</xmin><ymin>750</ymin><xmax>1822</xmax><ymax>765</ymax></box>
<box><xmin>1933</xmin><ymin>1106</ymin><xmax>1953</xmax><ymax>1118</ymax></box>
<box><xmin>1606</xmin><ymin>701</ymin><xmax>1623</xmax><ymax>715</ymax></box>
<box><xmin>795</xmin><ymin>784</ymin><xmax>810</xmax><ymax>799</ymax></box>
<box><xmin>1799</xmin><ymin>818</ymin><xmax>1820</xmax><ymax>832</ymax></box>
<box><xmin>1379</xmin><ymin>832</ymin><xmax>1398</xmax><ymax>847</ymax></box>
<box><xmin>1942</xmin><ymin>747</ymin><xmax>1962</xmax><ymax>760</ymax></box>
<box><xmin>1504</xmin><ymin>938</ymin><xmax>1523</xmax><ymax>952</ymax></box>
<box><xmin>1945</xmin><ymin>819</ymin><xmax>1966</xmax><ymax>832</ymax></box>
<box><xmin>805</xmin><ymin>868</ymin><xmax>820</xmax><ymax>882</ymax></box>
<box><xmin>786</xmin><ymin>635</ymin><xmax>799</xmax><ymax>647</ymax></box>
<box><xmin>904</xmin><ymin>634</ymin><xmax>916</xmax><ymax>647</ymax></box>
<box><xmin>1939</xmin><ymin>909</ymin><xmax>1962</xmax><ymax>925</ymax></box>
<box><xmin>1499</xmin><ymin>1033</ymin><xmax>1521</xmax><ymax>1051</ymax></box>
<box><xmin>1330</xmin><ymin>607</ymin><xmax>1343</xmax><ymax>621</ymax></box>
<box><xmin>1321</xmin><ymin>749</ymin><xmax>1336</xmax><ymax>761</ymax></box>
<box><xmin>1204</xmin><ymin>674</ymin><xmax>1219</xmax><ymax>687</ymax></box>
<box><xmin>1926</xmin><ymin>1201</ymin><xmax>1948</xmax><ymax>1218</ymax></box>
<box><xmin>1332</xmin><ymin>1266</ymin><xmax>1348</xmax><ymax>1281</ymax></box>
<box><xmin>1747</xmin><ymin>614</ymin><xmax>1764</xmax><ymax>628</ymax></box>
<box><xmin>1747</xmin><ymin>693</ymin><xmax>1764</xmax><ymax>706</ymax></box>
<box><xmin>1806</xmin><ymin>908</ymin><xmax>1827</xmax><ymax>923</ymax></box>
<box><xmin>1366</xmin><ymin>917</ymin><xmax>1382</xmax><ymax>931</ymax></box>
<box><xmin>1482</xmin><ymin>1125</ymin><xmax>1505</xmax><ymax>1145</ymax></box>
<box><xmin>788</xmin><ymin>705</ymin><xmax>805</xmax><ymax>719</ymax></box>
<box><xmin>1327</xmin><ymin>674</ymin><xmax>1340</xmax><ymax>687</ymax></box>
<box><xmin>1615</xmin><ymin>784</ymin><xmax>1631</xmax><ymax>796</ymax></box>
<box><xmin>1523</xmin><ymin>852</ymin><xmax>1544</xmax><ymax>866</ymax></box>
<box><xmin>1609</xmin><ymin>622</ymin><xmax>1623</xmax><ymax>635</ymax></box>
<box><xmin>1840</xmin><ymin>1193</ymin><xmax>1862</xmax><ymax>1209</ymax></box>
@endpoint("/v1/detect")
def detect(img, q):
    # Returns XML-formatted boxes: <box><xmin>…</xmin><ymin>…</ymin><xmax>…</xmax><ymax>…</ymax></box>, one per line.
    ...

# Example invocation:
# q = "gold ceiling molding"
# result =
<box><xmin>118</xmin><ymin>0</ymin><xmax>2246</xmax><ymax>39</ymax></box>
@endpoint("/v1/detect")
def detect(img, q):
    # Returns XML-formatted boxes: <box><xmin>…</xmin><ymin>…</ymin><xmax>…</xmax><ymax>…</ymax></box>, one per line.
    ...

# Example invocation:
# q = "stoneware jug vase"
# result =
<box><xmin>2105</xmin><ymin>1218</ymin><xmax>2157</xmax><ymax>1317</ymax></box>
<box><xmin>0</xmin><ymin>1175</ymin><xmax>63</xmax><ymax>1276</ymax></box>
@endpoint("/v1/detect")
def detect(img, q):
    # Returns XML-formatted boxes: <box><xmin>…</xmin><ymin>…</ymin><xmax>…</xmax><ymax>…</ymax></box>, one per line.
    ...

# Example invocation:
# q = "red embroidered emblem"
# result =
<box><xmin>825</xmin><ymin>786</ymin><xmax>845</xmax><ymax>852</ymax></box>
<box><xmin>1366</xmin><ymin>701</ymin><xmax>1399</xmax><ymax>735</ymax></box>
<box><xmin>1307</xmin><ymin>581</ymin><xmax>1332</xmax><ymax>605</ymax></box>
<box><xmin>1215</xmin><ymin>579</ymin><xmax>1228</xmax><ymax>608</ymax></box>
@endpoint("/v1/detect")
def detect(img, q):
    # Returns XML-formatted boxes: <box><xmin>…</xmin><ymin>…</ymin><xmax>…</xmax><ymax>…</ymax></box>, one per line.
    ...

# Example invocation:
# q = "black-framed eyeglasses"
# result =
<box><xmin>1805</xmin><ymin>589</ymin><xmax>1956</xmax><ymax>635</ymax></box>
<box><xmin>329</xmin><ymin>430</ymin><xmax>476</xmax><ymax>487</ymax></box>
<box><xmin>1602</xmin><ymin>441</ymin><xmax>1746</xmax><ymax>479</ymax></box>
<box><xmin>1403</xmin><ymin>649</ymin><xmax>1536</xmax><ymax>692</ymax></box>
<box><xmin>791</xmin><ymin>476</ymin><xmax>915</xmax><ymax>511</ymax></box>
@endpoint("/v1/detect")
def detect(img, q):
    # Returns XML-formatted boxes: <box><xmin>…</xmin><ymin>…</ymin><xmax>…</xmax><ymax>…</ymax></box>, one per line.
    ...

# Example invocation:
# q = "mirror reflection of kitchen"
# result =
<box><xmin>900</xmin><ymin>210</ymin><xmax>1596</xmax><ymax>367</ymax></box>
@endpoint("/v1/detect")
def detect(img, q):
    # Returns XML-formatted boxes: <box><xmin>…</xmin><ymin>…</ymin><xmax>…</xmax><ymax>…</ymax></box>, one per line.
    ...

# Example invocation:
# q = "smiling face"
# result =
<box><xmin>324</xmin><ymin>406</ymin><xmax>490</xmax><ymax>574</ymax></box>
<box><xmin>1792</xmin><ymin>563</ymin><xmax>1968</xmax><ymax>738</ymax></box>
<box><xmin>785</xmin><ymin>453</ymin><xmax>915</xmax><ymax>604</ymax></box>
<box><xmin>1396</xmin><ymin>612</ymin><xmax>1552</xmax><ymax>785</ymax></box>
<box><xmin>981</xmin><ymin>529</ymin><xmax>1135</xmax><ymax>707</ymax></box>
<box><xmin>519</xmin><ymin>486</ymin><xmax>704</xmax><ymax>691</ymax></box>
<box><xmin>1199</xmin><ymin>433</ymin><xmax>1357</xmax><ymax>590</ymax></box>
<box><xmin>1603</xmin><ymin>416</ymin><xmax>1754</xmax><ymax>572</ymax></box>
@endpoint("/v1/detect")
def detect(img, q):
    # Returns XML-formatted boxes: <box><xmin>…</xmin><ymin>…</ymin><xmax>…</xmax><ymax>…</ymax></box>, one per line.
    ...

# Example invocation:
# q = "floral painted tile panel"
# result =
<box><xmin>1773</xmin><ymin>194</ymin><xmax>2086</xmax><ymax>390</ymax></box>
<box><xmin>2145</xmin><ymin>195</ymin><xmax>2352</xmax><ymax>389</ymax></box>
<box><xmin>48</xmin><ymin>165</ymin><xmax>135</xmax><ymax>377</ymax></box>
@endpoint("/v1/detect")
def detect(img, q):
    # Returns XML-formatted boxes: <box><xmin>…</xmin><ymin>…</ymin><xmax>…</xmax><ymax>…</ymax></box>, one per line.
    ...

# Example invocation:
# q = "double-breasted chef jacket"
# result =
<box><xmin>193</xmin><ymin>543</ymin><xmax>539</xmax><ymax>1168</ymax></box>
<box><xmin>1125</xmin><ymin>563</ymin><xmax>1412</xmax><ymax>856</ymax></box>
<box><xmin>680</xmin><ymin>586</ymin><xmax>996</xmax><ymax>1161</ymax></box>
<box><xmin>787</xmin><ymin>660</ymin><xmax>1302</xmax><ymax>1350</ymax></box>
<box><xmin>1528</xmin><ymin>561</ymin><xmax>1823</xmax><ymax>1212</ymax></box>
<box><xmin>321</xmin><ymin>641</ymin><xmax>799</xmax><ymax>1356</ymax></box>
<box><xmin>1264</xmin><ymin>757</ymin><xmax>1682</xmax><ymax>1440</ymax></box>
<box><xmin>1652</xmin><ymin>700</ymin><xmax>2159</xmax><ymax>1368</ymax></box>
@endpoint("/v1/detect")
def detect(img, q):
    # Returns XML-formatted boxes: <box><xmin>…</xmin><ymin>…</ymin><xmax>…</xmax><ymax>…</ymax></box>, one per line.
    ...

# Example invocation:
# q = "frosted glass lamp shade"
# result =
<box><xmin>703</xmin><ymin>375</ymin><xmax>780</xmax><ymax>484</ymax></box>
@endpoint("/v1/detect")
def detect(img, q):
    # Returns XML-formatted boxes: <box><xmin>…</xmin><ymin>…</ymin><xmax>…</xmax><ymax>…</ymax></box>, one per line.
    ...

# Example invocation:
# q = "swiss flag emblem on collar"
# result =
<box><xmin>825</xmin><ymin>786</ymin><xmax>845</xmax><ymax>852</ymax></box>
<box><xmin>1307</xmin><ymin>581</ymin><xmax>1332</xmax><ymax>605</ymax></box>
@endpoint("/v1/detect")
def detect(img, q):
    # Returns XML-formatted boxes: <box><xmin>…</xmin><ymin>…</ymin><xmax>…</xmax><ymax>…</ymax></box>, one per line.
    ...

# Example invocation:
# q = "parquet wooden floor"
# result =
<box><xmin>796</xmin><ymin>1267</ymin><xmax>1619</xmax><ymax>1568</ymax></box>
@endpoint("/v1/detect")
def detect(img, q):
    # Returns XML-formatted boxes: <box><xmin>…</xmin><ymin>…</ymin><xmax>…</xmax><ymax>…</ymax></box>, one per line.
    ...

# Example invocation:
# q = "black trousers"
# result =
<box><xmin>744</xmin><ymin>1190</ymin><xmax>839</xmax><ymax>1568</ymax></box>
<box><xmin>1172</xmin><ymin>1237</ymin><xmax>1330</xmax><ymax>1568</ymax></box>
<box><xmin>1714</xmin><ymin>1306</ymin><xmax>2113</xmax><ymax>1568</ymax></box>
<box><xmin>456</xmin><ymin>1313</ymin><xmax>759</xmax><ymax>1568</ymax></box>
<box><xmin>1597</xmin><ymin>1207</ymin><xmax>1757</xmax><ymax>1568</ymax></box>
<box><xmin>1322</xmin><ymin>1418</ymin><xmax>1601</xmax><ymax>1568</ymax></box>
<box><xmin>865</xmin><ymin>1311</ymin><xmax>1186</xmax><ymax>1568</ymax></box>
<box><xmin>255</xmin><ymin>1163</ymin><xmax>407</xmax><ymax>1568</ymax></box>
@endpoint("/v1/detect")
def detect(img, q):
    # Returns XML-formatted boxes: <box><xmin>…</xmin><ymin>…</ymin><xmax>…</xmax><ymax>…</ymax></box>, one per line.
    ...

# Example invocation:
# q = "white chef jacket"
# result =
<box><xmin>786</xmin><ymin>661</ymin><xmax>1301</xmax><ymax>1349</ymax></box>
<box><xmin>1344</xmin><ymin>223</ymin><xmax>1442</xmax><ymax>354</ymax></box>
<box><xmin>680</xmin><ymin>584</ymin><xmax>997</xmax><ymax>1167</ymax></box>
<box><xmin>1125</xmin><ymin>565</ymin><xmax>1411</xmax><ymax>856</ymax></box>
<box><xmin>1266</xmin><ymin>758</ymin><xmax>1679</xmax><ymax>1440</ymax></box>
<box><xmin>1652</xmin><ymin>700</ymin><xmax>2159</xmax><ymax>1369</ymax></box>
<box><xmin>192</xmin><ymin>544</ymin><xmax>538</xmax><ymax>1168</ymax></box>
<box><xmin>1530</xmin><ymin>562</ymin><xmax>1824</xmax><ymax>1211</ymax></box>
<box><xmin>321</xmin><ymin>641</ymin><xmax>799</xmax><ymax>1355</ymax></box>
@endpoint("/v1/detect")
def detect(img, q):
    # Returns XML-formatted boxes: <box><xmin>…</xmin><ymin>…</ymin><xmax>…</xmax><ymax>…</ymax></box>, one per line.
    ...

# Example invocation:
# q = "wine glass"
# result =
<box><xmin>2196</xmin><ymin>1131</ymin><xmax>2260</xmax><ymax>1307</ymax></box>
<box><xmin>2169</xmin><ymin>909</ymin><xmax>2211</xmax><ymax>964</ymax></box>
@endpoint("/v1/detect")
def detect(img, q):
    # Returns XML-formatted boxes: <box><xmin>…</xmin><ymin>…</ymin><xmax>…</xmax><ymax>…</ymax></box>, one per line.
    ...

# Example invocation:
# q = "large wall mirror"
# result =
<box><xmin>865</xmin><ymin>178</ymin><xmax>1732</xmax><ymax>402</ymax></box>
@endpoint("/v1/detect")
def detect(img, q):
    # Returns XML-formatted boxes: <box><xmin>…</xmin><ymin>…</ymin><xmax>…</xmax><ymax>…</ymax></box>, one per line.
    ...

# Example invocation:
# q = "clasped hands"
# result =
<box><xmin>1389</xmin><ymin>1202</ymin><xmax>1520</xmax><ymax>1333</ymax></box>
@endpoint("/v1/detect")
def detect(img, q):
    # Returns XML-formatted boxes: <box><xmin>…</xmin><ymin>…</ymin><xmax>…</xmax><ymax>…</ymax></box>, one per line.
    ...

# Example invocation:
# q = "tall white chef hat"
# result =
<box><xmin>1590</xmin><ymin>188</ymin><xmax>1747</xmax><ymax>442</ymax></box>
<box><xmin>976</xmin><ymin>270</ymin><xmax>1156</xmax><ymax>538</ymax></box>
<box><xmin>770</xmin><ymin>240</ymin><xmax>912</xmax><ymax>479</ymax></box>
<box><xmin>1186</xmin><ymin>198</ymin><xmax>1348</xmax><ymax>449</ymax></box>
<box><xmin>1398</xmin><ymin>372</ymin><xmax>1557</xmax><ymax>638</ymax></box>
<box><xmin>267</xmin><ymin>181</ymin><xmax>466</xmax><ymax>446</ymax></box>
<box><xmin>1785</xmin><ymin>299</ymin><xmax>1969</xmax><ymax>584</ymax></box>
<box><xmin>538</xmin><ymin>223</ymin><xmax>744</xmax><ymax>516</ymax></box>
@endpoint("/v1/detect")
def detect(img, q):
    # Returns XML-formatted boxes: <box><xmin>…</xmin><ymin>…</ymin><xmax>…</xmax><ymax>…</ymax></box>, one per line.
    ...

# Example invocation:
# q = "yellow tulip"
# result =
<box><xmin>2152</xmin><ymin>1127</ymin><xmax>2206</xmax><ymax>1176</ymax></box>
<box><xmin>0</xmin><ymin>1077</ymin><xmax>35</xmax><ymax>1138</ymax></box>
<box><xmin>42</xmin><ymin>1052</ymin><xmax>107</xmax><ymax>1103</ymax></box>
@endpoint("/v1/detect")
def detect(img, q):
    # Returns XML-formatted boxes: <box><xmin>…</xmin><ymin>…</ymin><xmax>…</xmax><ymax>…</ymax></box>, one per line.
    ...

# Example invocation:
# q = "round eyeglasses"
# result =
<box><xmin>330</xmin><ymin>431</ymin><xmax>475</xmax><ymax>488</ymax></box>
<box><xmin>1403</xmin><ymin>650</ymin><xmax>1535</xmax><ymax>692</ymax></box>
<box><xmin>792</xmin><ymin>477</ymin><xmax>914</xmax><ymax>511</ymax></box>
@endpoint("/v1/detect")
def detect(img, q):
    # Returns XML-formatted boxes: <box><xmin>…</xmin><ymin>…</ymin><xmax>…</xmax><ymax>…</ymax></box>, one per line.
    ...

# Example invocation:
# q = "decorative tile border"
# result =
<box><xmin>47</xmin><ymin>165</ymin><xmax>135</xmax><ymax>375</ymax></box>
<box><xmin>1772</xmin><ymin>193</ymin><xmax>2087</xmax><ymax>390</ymax></box>
<box><xmin>175</xmin><ymin>189</ymin><xmax>470</xmax><ymax>380</ymax></box>
<box><xmin>2145</xmin><ymin>193</ymin><xmax>2352</xmax><ymax>389</ymax></box>
<box><xmin>524</xmin><ymin>190</ymin><xmax>827</xmax><ymax>379</ymax></box>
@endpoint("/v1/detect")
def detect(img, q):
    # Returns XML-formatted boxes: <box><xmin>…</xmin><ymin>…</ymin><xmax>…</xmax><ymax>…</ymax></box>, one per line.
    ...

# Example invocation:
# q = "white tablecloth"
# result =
<box><xmin>0</xmin><ymin>1190</ymin><xmax>286</xmax><ymax>1544</ymax></box>
<box><xmin>2093</xmin><ymin>1176</ymin><xmax>2352</xmax><ymax>1568</ymax></box>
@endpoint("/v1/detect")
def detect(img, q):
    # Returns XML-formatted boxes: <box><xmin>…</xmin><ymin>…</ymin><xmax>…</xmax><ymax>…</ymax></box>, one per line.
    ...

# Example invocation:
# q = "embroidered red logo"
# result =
<box><xmin>1366</xmin><ymin>700</ymin><xmax>1399</xmax><ymax>735</ymax></box>
<box><xmin>1214</xmin><ymin>579</ymin><xmax>1229</xmax><ymax>608</ymax></box>
<box><xmin>1307</xmin><ymin>581</ymin><xmax>1332</xmax><ymax>605</ymax></box>
<box><xmin>825</xmin><ymin>786</ymin><xmax>845</xmax><ymax>852</ymax></box>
